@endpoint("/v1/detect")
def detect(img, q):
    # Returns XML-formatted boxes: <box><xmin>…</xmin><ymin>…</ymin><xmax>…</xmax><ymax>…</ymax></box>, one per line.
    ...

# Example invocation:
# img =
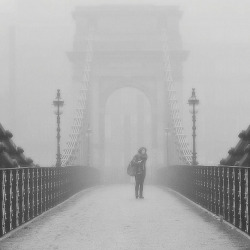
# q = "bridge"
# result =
<box><xmin>1</xmin><ymin>4</ymin><xmax>250</xmax><ymax>249</ymax></box>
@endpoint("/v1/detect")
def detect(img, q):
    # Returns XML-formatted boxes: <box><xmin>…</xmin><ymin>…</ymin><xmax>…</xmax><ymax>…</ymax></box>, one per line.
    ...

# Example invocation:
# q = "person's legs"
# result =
<box><xmin>139</xmin><ymin>183</ymin><xmax>143</xmax><ymax>198</ymax></box>
<box><xmin>139</xmin><ymin>176</ymin><xmax>145</xmax><ymax>198</ymax></box>
<box><xmin>135</xmin><ymin>176</ymin><xmax>139</xmax><ymax>198</ymax></box>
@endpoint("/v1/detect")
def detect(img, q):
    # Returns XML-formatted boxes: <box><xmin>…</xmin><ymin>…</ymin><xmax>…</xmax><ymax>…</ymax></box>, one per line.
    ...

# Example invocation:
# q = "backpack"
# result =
<box><xmin>127</xmin><ymin>161</ymin><xmax>136</xmax><ymax>176</ymax></box>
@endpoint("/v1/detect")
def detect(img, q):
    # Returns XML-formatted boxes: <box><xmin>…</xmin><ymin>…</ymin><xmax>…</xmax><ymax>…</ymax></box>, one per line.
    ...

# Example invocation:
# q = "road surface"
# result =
<box><xmin>1</xmin><ymin>185</ymin><xmax>250</xmax><ymax>250</ymax></box>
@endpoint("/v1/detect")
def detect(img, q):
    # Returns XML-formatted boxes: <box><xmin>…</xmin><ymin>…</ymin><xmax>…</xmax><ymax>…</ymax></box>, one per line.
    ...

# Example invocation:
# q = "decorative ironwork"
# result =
<box><xmin>238</xmin><ymin>169</ymin><xmax>242</xmax><ymax>229</ymax></box>
<box><xmin>9</xmin><ymin>170</ymin><xmax>13</xmax><ymax>231</ymax></box>
<box><xmin>244</xmin><ymin>168</ymin><xmax>249</xmax><ymax>233</ymax></box>
<box><xmin>27</xmin><ymin>169</ymin><xmax>30</xmax><ymax>221</ymax></box>
<box><xmin>158</xmin><ymin>165</ymin><xmax>250</xmax><ymax>236</ymax></box>
<box><xmin>218</xmin><ymin>167</ymin><xmax>222</xmax><ymax>216</ymax></box>
<box><xmin>31</xmin><ymin>169</ymin><xmax>35</xmax><ymax>219</ymax></box>
<box><xmin>21</xmin><ymin>169</ymin><xmax>25</xmax><ymax>224</ymax></box>
<box><xmin>61</xmin><ymin>29</ymin><xmax>94</xmax><ymax>167</ymax></box>
<box><xmin>1</xmin><ymin>171</ymin><xmax>7</xmax><ymax>235</ymax></box>
<box><xmin>162</xmin><ymin>30</ymin><xmax>192</xmax><ymax>165</ymax></box>
<box><xmin>16</xmin><ymin>170</ymin><xmax>20</xmax><ymax>227</ymax></box>
<box><xmin>0</xmin><ymin>166</ymin><xmax>99</xmax><ymax>238</ymax></box>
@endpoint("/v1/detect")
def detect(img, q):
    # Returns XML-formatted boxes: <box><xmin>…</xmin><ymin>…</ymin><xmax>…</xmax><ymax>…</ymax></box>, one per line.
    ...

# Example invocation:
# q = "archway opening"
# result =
<box><xmin>104</xmin><ymin>87</ymin><xmax>152</xmax><ymax>183</ymax></box>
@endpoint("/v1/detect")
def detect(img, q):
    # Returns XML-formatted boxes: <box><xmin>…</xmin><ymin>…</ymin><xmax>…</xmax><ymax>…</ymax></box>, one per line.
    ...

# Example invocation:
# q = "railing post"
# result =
<box><xmin>225</xmin><ymin>167</ymin><xmax>230</xmax><ymax>222</ymax></box>
<box><xmin>229</xmin><ymin>167</ymin><xmax>233</xmax><ymax>224</ymax></box>
<box><xmin>241</xmin><ymin>168</ymin><xmax>246</xmax><ymax>231</ymax></box>
<box><xmin>205</xmin><ymin>167</ymin><xmax>209</xmax><ymax>210</ymax></box>
<box><xmin>33</xmin><ymin>169</ymin><xmax>37</xmax><ymax>218</ymax></box>
<box><xmin>15</xmin><ymin>170</ymin><xmax>20</xmax><ymax>228</ymax></box>
<box><xmin>1</xmin><ymin>170</ymin><xmax>7</xmax><ymax>236</ymax></box>
<box><xmin>21</xmin><ymin>169</ymin><xmax>25</xmax><ymax>224</ymax></box>
<box><xmin>213</xmin><ymin>167</ymin><xmax>217</xmax><ymax>214</ymax></box>
<box><xmin>218</xmin><ymin>167</ymin><xmax>222</xmax><ymax>217</ymax></box>
<box><xmin>52</xmin><ymin>169</ymin><xmax>55</xmax><ymax>206</ymax></box>
<box><xmin>209</xmin><ymin>167</ymin><xmax>213</xmax><ymax>212</ymax></box>
<box><xmin>246</xmin><ymin>168</ymin><xmax>250</xmax><ymax>233</ymax></box>
<box><xmin>45</xmin><ymin>169</ymin><xmax>47</xmax><ymax>211</ymax></box>
<box><xmin>8</xmin><ymin>170</ymin><xmax>14</xmax><ymax>232</ymax></box>
<box><xmin>243</xmin><ymin>168</ymin><xmax>248</xmax><ymax>233</ymax></box>
<box><xmin>198</xmin><ymin>167</ymin><xmax>202</xmax><ymax>205</ymax></box>
<box><xmin>27</xmin><ymin>169</ymin><xmax>30</xmax><ymax>221</ymax></box>
<box><xmin>202</xmin><ymin>167</ymin><xmax>205</xmax><ymax>207</ymax></box>
<box><xmin>40</xmin><ymin>169</ymin><xmax>43</xmax><ymax>214</ymax></box>
<box><xmin>36</xmin><ymin>168</ymin><xmax>40</xmax><ymax>216</ymax></box>
<box><xmin>31</xmin><ymin>169</ymin><xmax>34</xmax><ymax>219</ymax></box>
<box><xmin>238</xmin><ymin>168</ymin><xmax>243</xmax><ymax>229</ymax></box>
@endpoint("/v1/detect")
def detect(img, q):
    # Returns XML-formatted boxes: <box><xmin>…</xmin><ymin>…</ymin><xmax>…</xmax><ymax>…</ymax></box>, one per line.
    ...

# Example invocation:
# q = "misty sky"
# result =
<box><xmin>1</xmin><ymin>0</ymin><xmax>250</xmax><ymax>166</ymax></box>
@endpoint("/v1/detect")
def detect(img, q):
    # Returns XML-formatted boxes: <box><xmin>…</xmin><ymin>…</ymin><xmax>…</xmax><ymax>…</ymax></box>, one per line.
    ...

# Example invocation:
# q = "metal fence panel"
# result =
<box><xmin>0</xmin><ymin>166</ymin><xmax>99</xmax><ymax>237</ymax></box>
<box><xmin>157</xmin><ymin>165</ymin><xmax>250</xmax><ymax>236</ymax></box>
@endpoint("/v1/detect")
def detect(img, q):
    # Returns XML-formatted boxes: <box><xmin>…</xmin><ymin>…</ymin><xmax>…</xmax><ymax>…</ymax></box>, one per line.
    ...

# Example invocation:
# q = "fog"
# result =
<box><xmin>1</xmin><ymin>0</ymin><xmax>250</xmax><ymax>166</ymax></box>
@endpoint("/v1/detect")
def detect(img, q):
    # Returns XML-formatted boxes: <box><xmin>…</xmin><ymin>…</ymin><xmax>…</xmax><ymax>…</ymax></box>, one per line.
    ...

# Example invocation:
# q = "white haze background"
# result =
<box><xmin>0</xmin><ymin>0</ymin><xmax>250</xmax><ymax>166</ymax></box>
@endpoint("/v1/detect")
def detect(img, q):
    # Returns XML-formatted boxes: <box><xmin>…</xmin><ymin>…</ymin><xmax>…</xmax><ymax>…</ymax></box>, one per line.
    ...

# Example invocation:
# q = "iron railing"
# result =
<box><xmin>157</xmin><ymin>165</ymin><xmax>250</xmax><ymax>235</ymax></box>
<box><xmin>0</xmin><ymin>166</ymin><xmax>99</xmax><ymax>237</ymax></box>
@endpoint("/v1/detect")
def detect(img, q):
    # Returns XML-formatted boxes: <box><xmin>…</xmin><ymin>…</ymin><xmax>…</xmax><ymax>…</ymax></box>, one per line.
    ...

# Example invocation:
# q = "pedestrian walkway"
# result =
<box><xmin>1</xmin><ymin>185</ymin><xmax>250</xmax><ymax>250</ymax></box>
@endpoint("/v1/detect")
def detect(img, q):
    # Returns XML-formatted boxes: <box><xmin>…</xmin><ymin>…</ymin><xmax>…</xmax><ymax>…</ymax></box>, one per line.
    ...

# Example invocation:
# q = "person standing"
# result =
<box><xmin>132</xmin><ymin>147</ymin><xmax>148</xmax><ymax>199</ymax></box>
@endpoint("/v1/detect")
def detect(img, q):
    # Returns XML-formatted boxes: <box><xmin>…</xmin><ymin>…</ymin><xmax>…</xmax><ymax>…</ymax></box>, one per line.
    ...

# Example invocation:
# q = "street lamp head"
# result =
<box><xmin>188</xmin><ymin>88</ymin><xmax>199</xmax><ymax>106</ymax></box>
<box><xmin>53</xmin><ymin>89</ymin><xmax>64</xmax><ymax>115</ymax></box>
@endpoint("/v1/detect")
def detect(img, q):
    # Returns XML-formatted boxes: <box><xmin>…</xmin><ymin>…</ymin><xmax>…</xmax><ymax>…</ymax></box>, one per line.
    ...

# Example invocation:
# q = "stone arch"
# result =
<box><xmin>90</xmin><ymin>77</ymin><xmax>163</xmax><ymax>182</ymax></box>
<box><xmin>103</xmin><ymin>86</ymin><xmax>154</xmax><ymax>183</ymax></box>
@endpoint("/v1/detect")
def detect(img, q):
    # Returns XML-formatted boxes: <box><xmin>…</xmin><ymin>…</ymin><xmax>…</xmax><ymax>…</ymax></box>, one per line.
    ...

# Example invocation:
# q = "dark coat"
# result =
<box><xmin>132</xmin><ymin>153</ymin><xmax>147</xmax><ymax>177</ymax></box>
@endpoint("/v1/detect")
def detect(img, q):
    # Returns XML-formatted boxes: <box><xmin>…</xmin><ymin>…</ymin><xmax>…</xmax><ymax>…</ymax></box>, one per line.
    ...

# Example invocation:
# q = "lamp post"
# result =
<box><xmin>164</xmin><ymin>127</ymin><xmax>171</xmax><ymax>167</ymax></box>
<box><xmin>86</xmin><ymin>124</ymin><xmax>92</xmax><ymax>167</ymax></box>
<box><xmin>53</xmin><ymin>89</ymin><xmax>64</xmax><ymax>167</ymax></box>
<box><xmin>188</xmin><ymin>88</ymin><xmax>199</xmax><ymax>166</ymax></box>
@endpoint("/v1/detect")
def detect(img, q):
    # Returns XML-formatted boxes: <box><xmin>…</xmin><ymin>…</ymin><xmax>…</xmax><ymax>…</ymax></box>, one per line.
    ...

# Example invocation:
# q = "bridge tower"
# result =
<box><xmin>62</xmin><ymin>5</ymin><xmax>191</xmax><ymax>182</ymax></box>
